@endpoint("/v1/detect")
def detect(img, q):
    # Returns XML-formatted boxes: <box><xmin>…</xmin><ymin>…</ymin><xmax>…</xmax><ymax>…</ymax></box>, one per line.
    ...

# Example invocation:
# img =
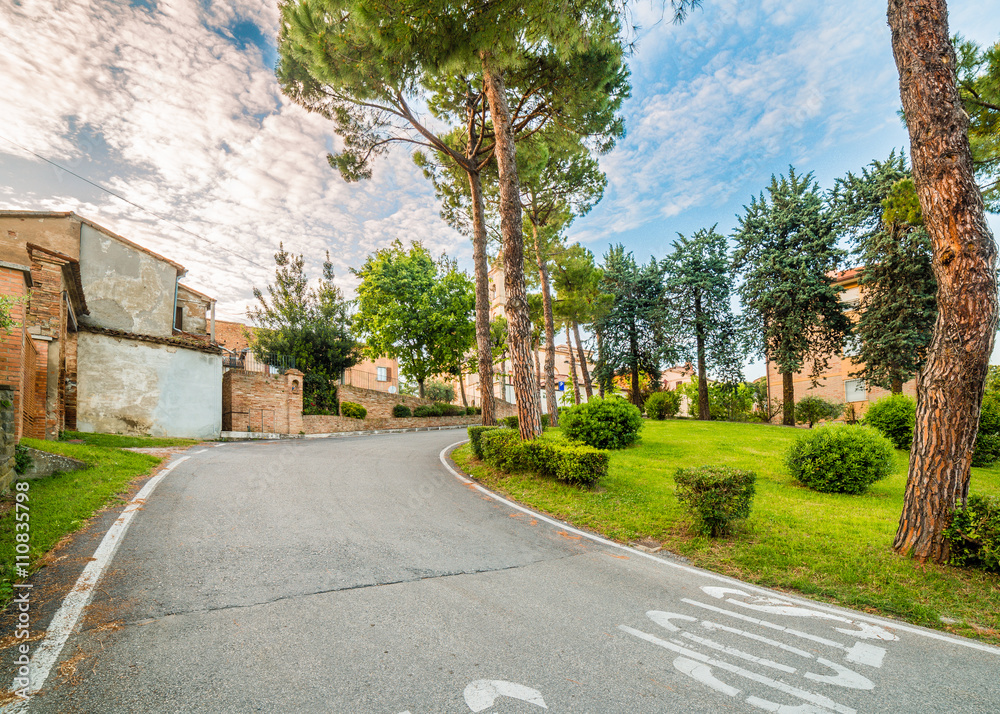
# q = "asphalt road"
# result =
<box><xmin>5</xmin><ymin>431</ymin><xmax>1000</xmax><ymax>713</ymax></box>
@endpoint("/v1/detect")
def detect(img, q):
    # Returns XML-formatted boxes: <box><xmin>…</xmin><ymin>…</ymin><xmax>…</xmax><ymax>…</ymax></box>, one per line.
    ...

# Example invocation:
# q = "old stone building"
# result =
<box><xmin>0</xmin><ymin>211</ymin><xmax>222</xmax><ymax>439</ymax></box>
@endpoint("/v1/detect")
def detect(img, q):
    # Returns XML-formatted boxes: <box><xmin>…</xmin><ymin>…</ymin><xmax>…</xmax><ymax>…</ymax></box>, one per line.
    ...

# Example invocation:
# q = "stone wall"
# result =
<box><xmin>223</xmin><ymin>368</ymin><xmax>304</xmax><ymax>434</ymax></box>
<box><xmin>302</xmin><ymin>414</ymin><xmax>478</xmax><ymax>434</ymax></box>
<box><xmin>0</xmin><ymin>385</ymin><xmax>16</xmax><ymax>493</ymax></box>
<box><xmin>337</xmin><ymin>383</ymin><xmax>518</xmax><ymax>419</ymax></box>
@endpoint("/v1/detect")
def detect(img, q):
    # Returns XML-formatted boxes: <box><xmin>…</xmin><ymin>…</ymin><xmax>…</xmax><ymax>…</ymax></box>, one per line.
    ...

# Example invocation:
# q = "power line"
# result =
<box><xmin>0</xmin><ymin>134</ymin><xmax>271</xmax><ymax>272</ymax></box>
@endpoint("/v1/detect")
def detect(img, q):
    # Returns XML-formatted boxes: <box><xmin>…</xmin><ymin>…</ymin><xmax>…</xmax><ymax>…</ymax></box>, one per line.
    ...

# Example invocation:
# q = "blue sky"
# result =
<box><xmin>1</xmin><ymin>0</ymin><xmax>998</xmax><ymax>375</ymax></box>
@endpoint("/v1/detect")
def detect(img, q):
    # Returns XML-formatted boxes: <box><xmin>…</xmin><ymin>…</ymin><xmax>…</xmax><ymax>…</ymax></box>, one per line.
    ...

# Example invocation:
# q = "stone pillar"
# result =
<box><xmin>285</xmin><ymin>369</ymin><xmax>304</xmax><ymax>435</ymax></box>
<box><xmin>0</xmin><ymin>384</ymin><xmax>16</xmax><ymax>493</ymax></box>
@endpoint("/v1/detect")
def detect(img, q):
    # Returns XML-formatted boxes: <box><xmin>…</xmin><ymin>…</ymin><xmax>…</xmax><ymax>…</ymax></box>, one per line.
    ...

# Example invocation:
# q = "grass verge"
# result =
<box><xmin>0</xmin><ymin>436</ymin><xmax>185</xmax><ymax>606</ymax></box>
<box><xmin>451</xmin><ymin>419</ymin><xmax>1000</xmax><ymax>645</ymax></box>
<box><xmin>60</xmin><ymin>431</ymin><xmax>198</xmax><ymax>449</ymax></box>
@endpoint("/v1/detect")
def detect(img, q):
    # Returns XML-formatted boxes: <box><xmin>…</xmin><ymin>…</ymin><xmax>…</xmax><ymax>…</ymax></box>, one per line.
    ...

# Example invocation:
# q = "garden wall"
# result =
<box><xmin>223</xmin><ymin>368</ymin><xmax>304</xmax><ymax>434</ymax></box>
<box><xmin>302</xmin><ymin>414</ymin><xmax>478</xmax><ymax>434</ymax></box>
<box><xmin>0</xmin><ymin>385</ymin><xmax>16</xmax><ymax>493</ymax></box>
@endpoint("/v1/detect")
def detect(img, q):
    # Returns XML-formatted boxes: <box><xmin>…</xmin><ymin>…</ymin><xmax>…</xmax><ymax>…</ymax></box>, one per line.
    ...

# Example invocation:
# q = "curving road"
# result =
<box><xmin>5</xmin><ymin>431</ymin><xmax>999</xmax><ymax>713</ymax></box>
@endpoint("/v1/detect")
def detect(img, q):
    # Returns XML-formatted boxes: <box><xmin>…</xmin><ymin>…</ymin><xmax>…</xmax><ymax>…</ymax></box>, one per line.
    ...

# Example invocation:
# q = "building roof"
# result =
<box><xmin>0</xmin><ymin>210</ymin><xmax>187</xmax><ymax>274</ymax></box>
<box><xmin>214</xmin><ymin>319</ymin><xmax>254</xmax><ymax>352</ymax></box>
<box><xmin>830</xmin><ymin>267</ymin><xmax>862</xmax><ymax>284</ymax></box>
<box><xmin>177</xmin><ymin>282</ymin><xmax>216</xmax><ymax>303</ymax></box>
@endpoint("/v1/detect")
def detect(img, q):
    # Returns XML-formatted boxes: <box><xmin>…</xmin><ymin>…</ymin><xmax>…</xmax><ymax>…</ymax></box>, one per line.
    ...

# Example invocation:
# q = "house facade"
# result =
<box><xmin>0</xmin><ymin>211</ymin><xmax>222</xmax><ymax>439</ymax></box>
<box><xmin>764</xmin><ymin>268</ymin><xmax>918</xmax><ymax>418</ymax></box>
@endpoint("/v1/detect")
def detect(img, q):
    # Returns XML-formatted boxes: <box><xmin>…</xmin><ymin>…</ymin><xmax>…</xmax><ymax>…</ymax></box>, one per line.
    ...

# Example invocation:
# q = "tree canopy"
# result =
<box><xmin>955</xmin><ymin>34</ymin><xmax>1000</xmax><ymax>212</ymax></box>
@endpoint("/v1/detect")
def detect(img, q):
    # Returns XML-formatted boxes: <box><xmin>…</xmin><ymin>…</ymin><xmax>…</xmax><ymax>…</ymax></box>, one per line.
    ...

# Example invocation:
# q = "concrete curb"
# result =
<box><xmin>218</xmin><ymin>424</ymin><xmax>473</xmax><ymax>442</ymax></box>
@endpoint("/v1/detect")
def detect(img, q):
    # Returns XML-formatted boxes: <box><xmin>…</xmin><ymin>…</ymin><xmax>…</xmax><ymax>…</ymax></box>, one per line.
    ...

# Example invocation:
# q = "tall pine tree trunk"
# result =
<box><xmin>630</xmin><ymin>325</ymin><xmax>641</xmax><ymax>408</ymax></box>
<box><xmin>458</xmin><ymin>371</ymin><xmax>468</xmax><ymax>407</ymax></box>
<box><xmin>467</xmin><ymin>170</ymin><xmax>496</xmax><ymax>426</ymax></box>
<box><xmin>891</xmin><ymin>376</ymin><xmax>903</xmax><ymax>394</ymax></box>
<box><xmin>889</xmin><ymin>0</ymin><xmax>999</xmax><ymax>562</ymax></box>
<box><xmin>532</xmin><ymin>223</ymin><xmax>559</xmax><ymax>426</ymax></box>
<box><xmin>573</xmin><ymin>321</ymin><xmax>593</xmax><ymax>399</ymax></box>
<box><xmin>481</xmin><ymin>58</ymin><xmax>541</xmax><ymax>439</ymax></box>
<box><xmin>782</xmin><ymin>371</ymin><xmax>795</xmax><ymax>426</ymax></box>
<box><xmin>597</xmin><ymin>330</ymin><xmax>605</xmax><ymax>398</ymax></box>
<box><xmin>567</xmin><ymin>325</ymin><xmax>581</xmax><ymax>405</ymax></box>
<box><xmin>695</xmin><ymin>292</ymin><xmax>710</xmax><ymax>421</ymax></box>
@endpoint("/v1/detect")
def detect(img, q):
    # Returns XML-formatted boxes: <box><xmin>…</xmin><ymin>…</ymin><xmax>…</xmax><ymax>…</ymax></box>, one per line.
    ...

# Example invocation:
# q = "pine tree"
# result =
<box><xmin>663</xmin><ymin>226</ymin><xmax>745</xmax><ymax>420</ymax></box>
<box><xmin>954</xmin><ymin>34</ymin><xmax>1000</xmax><ymax>212</ymax></box>
<box><xmin>593</xmin><ymin>245</ymin><xmax>673</xmax><ymax>408</ymax></box>
<box><xmin>832</xmin><ymin>153</ymin><xmax>937</xmax><ymax>393</ymax></box>
<box><xmin>732</xmin><ymin>168</ymin><xmax>851</xmax><ymax>427</ymax></box>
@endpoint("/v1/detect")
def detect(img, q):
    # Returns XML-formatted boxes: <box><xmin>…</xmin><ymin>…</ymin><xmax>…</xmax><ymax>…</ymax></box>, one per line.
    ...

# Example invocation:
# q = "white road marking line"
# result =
<box><xmin>619</xmin><ymin>625</ymin><xmax>855</xmax><ymax>714</ymax></box>
<box><xmin>463</xmin><ymin>680</ymin><xmax>548</xmax><ymax>711</ymax></box>
<box><xmin>193</xmin><ymin>448</ymin><xmax>208</xmax><ymax>454</ymax></box>
<box><xmin>804</xmin><ymin>659</ymin><xmax>874</xmax><ymax>690</ymax></box>
<box><xmin>701</xmin><ymin>621</ymin><xmax>817</xmax><ymax>659</ymax></box>
<box><xmin>674</xmin><ymin>656</ymin><xmax>741</xmax><ymax>697</ymax></box>
<box><xmin>439</xmin><ymin>441</ymin><xmax>1000</xmax><ymax>655</ymax></box>
<box><xmin>745</xmin><ymin>695</ymin><xmax>832</xmax><ymax>713</ymax></box>
<box><xmin>679</xmin><ymin>631</ymin><xmax>797</xmax><ymax>674</ymax></box>
<box><xmin>1</xmin><ymin>456</ymin><xmax>190</xmax><ymax>711</ymax></box>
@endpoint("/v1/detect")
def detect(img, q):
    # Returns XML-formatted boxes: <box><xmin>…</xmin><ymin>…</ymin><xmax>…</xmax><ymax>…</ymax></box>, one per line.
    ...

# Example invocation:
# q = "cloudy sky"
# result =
<box><xmin>1</xmin><ymin>1</ymin><xmax>998</xmax><ymax>355</ymax></box>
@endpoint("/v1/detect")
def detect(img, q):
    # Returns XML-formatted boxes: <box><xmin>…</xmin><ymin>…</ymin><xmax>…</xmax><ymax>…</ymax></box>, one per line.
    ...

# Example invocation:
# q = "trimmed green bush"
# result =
<box><xmin>467</xmin><ymin>425</ymin><xmax>501</xmax><ymax>459</ymax></box>
<box><xmin>413</xmin><ymin>404</ymin><xmax>442</xmax><ymax>418</ymax></box>
<box><xmin>794</xmin><ymin>395</ymin><xmax>844</xmax><ymax>428</ymax></box>
<box><xmin>520</xmin><ymin>439</ymin><xmax>608</xmax><ymax>486</ymax></box>
<box><xmin>944</xmin><ymin>495</ymin><xmax>1000</xmax><ymax>573</ymax></box>
<box><xmin>645</xmin><ymin>391</ymin><xmax>681</xmax><ymax>420</ymax></box>
<box><xmin>479</xmin><ymin>428</ymin><xmax>525</xmax><ymax>471</ymax></box>
<box><xmin>392</xmin><ymin>403</ymin><xmax>412</xmax><ymax>418</ymax></box>
<box><xmin>674</xmin><ymin>466</ymin><xmax>756</xmax><ymax>537</ymax></box>
<box><xmin>863</xmin><ymin>394</ymin><xmax>916</xmax><ymax>450</ymax></box>
<box><xmin>973</xmin><ymin>394</ymin><xmax>1000</xmax><ymax>466</ymax></box>
<box><xmin>541</xmin><ymin>414</ymin><xmax>550</xmax><ymax>428</ymax></box>
<box><xmin>340</xmin><ymin>401</ymin><xmax>367</xmax><ymax>420</ymax></box>
<box><xmin>501</xmin><ymin>415</ymin><xmax>519</xmax><ymax>430</ymax></box>
<box><xmin>436</xmin><ymin>402</ymin><xmax>465</xmax><ymax>417</ymax></box>
<box><xmin>466</xmin><ymin>406</ymin><xmax>476</xmax><ymax>416</ymax></box>
<box><xmin>562</xmin><ymin>397</ymin><xmax>643</xmax><ymax>449</ymax></box>
<box><xmin>786</xmin><ymin>424</ymin><xmax>894</xmax><ymax>494</ymax></box>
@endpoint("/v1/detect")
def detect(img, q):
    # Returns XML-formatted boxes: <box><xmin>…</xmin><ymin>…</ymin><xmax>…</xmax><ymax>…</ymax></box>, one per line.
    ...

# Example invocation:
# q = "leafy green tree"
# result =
<box><xmin>352</xmin><ymin>242</ymin><xmax>475</xmax><ymax>398</ymax></box>
<box><xmin>833</xmin><ymin>153</ymin><xmax>937</xmax><ymax>393</ymax></box>
<box><xmin>794</xmin><ymin>396</ymin><xmax>845</xmax><ymax>428</ymax></box>
<box><xmin>552</xmin><ymin>243</ymin><xmax>604</xmax><ymax>402</ymax></box>
<box><xmin>593</xmin><ymin>245</ymin><xmax>674</xmax><ymax>408</ymax></box>
<box><xmin>425</xmin><ymin>380</ymin><xmax>457</xmax><ymax>403</ymax></box>
<box><xmin>248</xmin><ymin>245</ymin><xmax>359</xmax><ymax>412</ymax></box>
<box><xmin>955</xmin><ymin>34</ymin><xmax>1000</xmax><ymax>212</ymax></box>
<box><xmin>732</xmin><ymin>168</ymin><xmax>851</xmax><ymax>427</ymax></box>
<box><xmin>663</xmin><ymin>226</ymin><xmax>746</xmax><ymax>420</ymax></box>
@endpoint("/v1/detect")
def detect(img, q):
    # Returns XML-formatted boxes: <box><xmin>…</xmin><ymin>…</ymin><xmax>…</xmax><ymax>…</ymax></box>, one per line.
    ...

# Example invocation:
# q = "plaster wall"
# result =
<box><xmin>76</xmin><ymin>331</ymin><xmax>222</xmax><ymax>438</ymax></box>
<box><xmin>78</xmin><ymin>223</ymin><xmax>177</xmax><ymax>337</ymax></box>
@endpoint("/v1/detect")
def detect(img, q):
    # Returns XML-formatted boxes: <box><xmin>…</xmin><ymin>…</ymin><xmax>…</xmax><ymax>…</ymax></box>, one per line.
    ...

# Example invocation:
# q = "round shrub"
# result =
<box><xmin>674</xmin><ymin>466</ymin><xmax>756</xmax><ymax>537</ymax></box>
<box><xmin>413</xmin><ymin>404</ymin><xmax>440</xmax><ymax>418</ymax></box>
<box><xmin>944</xmin><ymin>495</ymin><xmax>1000</xmax><ymax>572</ymax></box>
<box><xmin>340</xmin><ymin>401</ymin><xmax>367</xmax><ymax>420</ymax></box>
<box><xmin>863</xmin><ymin>394</ymin><xmax>916</xmax><ymax>450</ymax></box>
<box><xmin>466</xmin><ymin>406</ymin><xmax>476</xmax><ymax>416</ymax></box>
<box><xmin>794</xmin><ymin>395</ymin><xmax>844</xmax><ymax>428</ymax></box>
<box><xmin>392</xmin><ymin>403</ymin><xmax>412</xmax><ymax>418</ymax></box>
<box><xmin>501</xmin><ymin>415</ymin><xmax>519</xmax><ymax>430</ymax></box>
<box><xmin>561</xmin><ymin>397</ymin><xmax>643</xmax><ymax>450</ymax></box>
<box><xmin>786</xmin><ymin>424</ymin><xmax>894</xmax><ymax>494</ymax></box>
<box><xmin>645</xmin><ymin>391</ymin><xmax>681</xmax><ymax>420</ymax></box>
<box><xmin>973</xmin><ymin>393</ymin><xmax>1000</xmax><ymax>466</ymax></box>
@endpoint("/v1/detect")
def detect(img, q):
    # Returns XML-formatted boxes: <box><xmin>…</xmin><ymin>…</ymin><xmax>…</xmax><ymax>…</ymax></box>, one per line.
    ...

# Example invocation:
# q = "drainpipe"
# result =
<box><xmin>210</xmin><ymin>300</ymin><xmax>216</xmax><ymax>341</ymax></box>
<box><xmin>172</xmin><ymin>277</ymin><xmax>180</xmax><ymax>331</ymax></box>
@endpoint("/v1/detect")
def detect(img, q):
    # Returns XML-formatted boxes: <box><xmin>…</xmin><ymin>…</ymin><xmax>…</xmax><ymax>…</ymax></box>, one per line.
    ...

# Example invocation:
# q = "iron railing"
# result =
<box><xmin>223</xmin><ymin>350</ymin><xmax>296</xmax><ymax>374</ymax></box>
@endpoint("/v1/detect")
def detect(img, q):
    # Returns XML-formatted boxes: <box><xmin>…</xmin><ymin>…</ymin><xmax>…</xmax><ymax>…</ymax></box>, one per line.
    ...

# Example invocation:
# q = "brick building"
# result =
<box><xmin>764</xmin><ymin>267</ymin><xmax>918</xmax><ymax>418</ymax></box>
<box><xmin>0</xmin><ymin>211</ymin><xmax>222</xmax><ymax>439</ymax></box>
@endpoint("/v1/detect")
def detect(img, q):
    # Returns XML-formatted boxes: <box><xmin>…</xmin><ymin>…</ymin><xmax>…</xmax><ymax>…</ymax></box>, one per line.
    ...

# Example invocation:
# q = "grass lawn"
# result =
<box><xmin>0</xmin><ymin>433</ymin><xmax>197</xmax><ymax>606</ymax></box>
<box><xmin>452</xmin><ymin>419</ymin><xmax>1000</xmax><ymax>645</ymax></box>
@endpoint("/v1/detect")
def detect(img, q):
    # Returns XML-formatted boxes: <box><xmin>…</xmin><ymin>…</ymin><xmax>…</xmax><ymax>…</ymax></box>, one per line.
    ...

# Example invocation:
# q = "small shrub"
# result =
<box><xmin>501</xmin><ymin>415</ymin><xmax>519</xmax><ymax>430</ymax></box>
<box><xmin>438</xmin><ymin>403</ymin><xmax>465</xmax><ymax>417</ymax></box>
<box><xmin>392</xmin><ymin>403</ymin><xmax>412</xmax><ymax>418</ymax></box>
<box><xmin>467</xmin><ymin>425</ymin><xmax>501</xmax><ymax>459</ymax></box>
<box><xmin>522</xmin><ymin>440</ymin><xmax>558</xmax><ymax>478</ymax></box>
<box><xmin>863</xmin><ymin>394</ymin><xmax>916</xmax><ymax>450</ymax></box>
<box><xmin>843</xmin><ymin>403</ymin><xmax>859</xmax><ymax>425</ymax></box>
<box><xmin>466</xmin><ymin>406</ymin><xmax>476</xmax><ymax>416</ymax></box>
<box><xmin>479</xmin><ymin>428</ymin><xmax>526</xmax><ymax>471</ymax></box>
<box><xmin>973</xmin><ymin>394</ymin><xmax>1000</xmax><ymax>466</ymax></box>
<box><xmin>674</xmin><ymin>466</ymin><xmax>756</xmax><ymax>537</ymax></box>
<box><xmin>645</xmin><ymin>391</ymin><xmax>681</xmax><ymax>420</ymax></box>
<box><xmin>944</xmin><ymin>495</ymin><xmax>1000</xmax><ymax>572</ymax></box>
<box><xmin>14</xmin><ymin>445</ymin><xmax>32</xmax><ymax>475</ymax></box>
<box><xmin>561</xmin><ymin>397</ymin><xmax>643</xmax><ymax>449</ymax></box>
<box><xmin>786</xmin><ymin>424</ymin><xmax>894</xmax><ymax>494</ymax></box>
<box><xmin>340</xmin><ymin>401</ymin><xmax>367</xmax><ymax>420</ymax></box>
<box><xmin>794</xmin><ymin>395</ymin><xmax>845</xmax><ymax>428</ymax></box>
<box><xmin>541</xmin><ymin>414</ymin><xmax>550</xmax><ymax>428</ymax></box>
<box><xmin>521</xmin><ymin>440</ymin><xmax>608</xmax><ymax>486</ymax></box>
<box><xmin>413</xmin><ymin>404</ymin><xmax>442</xmax><ymax>418</ymax></box>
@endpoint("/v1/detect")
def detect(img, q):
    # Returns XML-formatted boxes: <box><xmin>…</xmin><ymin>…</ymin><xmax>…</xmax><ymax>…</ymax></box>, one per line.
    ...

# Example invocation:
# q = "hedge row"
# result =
<box><xmin>392</xmin><ymin>403</ymin><xmax>481</xmax><ymax>418</ymax></box>
<box><xmin>470</xmin><ymin>427</ymin><xmax>608</xmax><ymax>487</ymax></box>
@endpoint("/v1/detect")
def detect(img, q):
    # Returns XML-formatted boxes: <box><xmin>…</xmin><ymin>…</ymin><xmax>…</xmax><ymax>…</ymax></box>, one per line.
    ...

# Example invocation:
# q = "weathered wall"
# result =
<box><xmin>76</xmin><ymin>331</ymin><xmax>222</xmax><ymax>438</ymax></box>
<box><xmin>0</xmin><ymin>385</ymin><xmax>15</xmax><ymax>493</ymax></box>
<box><xmin>223</xmin><ymin>369</ymin><xmax>303</xmax><ymax>434</ymax></box>
<box><xmin>176</xmin><ymin>284</ymin><xmax>210</xmax><ymax>336</ymax></box>
<box><xmin>0</xmin><ymin>265</ymin><xmax>29</xmax><ymax>437</ymax></box>
<box><xmin>0</xmin><ymin>214</ymin><xmax>81</xmax><ymax>265</ymax></box>
<box><xmin>337</xmin><ymin>384</ymin><xmax>433</xmax><ymax>419</ymax></box>
<box><xmin>302</xmin><ymin>414</ymin><xmax>478</xmax><ymax>434</ymax></box>
<box><xmin>78</xmin><ymin>223</ymin><xmax>177</xmax><ymax>337</ymax></box>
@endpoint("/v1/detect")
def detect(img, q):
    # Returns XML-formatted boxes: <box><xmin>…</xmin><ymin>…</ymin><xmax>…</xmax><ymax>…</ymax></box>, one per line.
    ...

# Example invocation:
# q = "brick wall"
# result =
<box><xmin>223</xmin><ymin>368</ymin><xmax>304</xmax><ymax>434</ymax></box>
<box><xmin>0</xmin><ymin>266</ymin><xmax>27</xmax><ymax>436</ymax></box>
<box><xmin>302</xmin><ymin>414</ymin><xmax>478</xmax><ymax>434</ymax></box>
<box><xmin>337</xmin><ymin>383</ymin><xmax>517</xmax><ymax>419</ymax></box>
<box><xmin>0</xmin><ymin>385</ymin><xmax>15</xmax><ymax>493</ymax></box>
<box><xmin>20</xmin><ymin>335</ymin><xmax>38</xmax><ymax>440</ymax></box>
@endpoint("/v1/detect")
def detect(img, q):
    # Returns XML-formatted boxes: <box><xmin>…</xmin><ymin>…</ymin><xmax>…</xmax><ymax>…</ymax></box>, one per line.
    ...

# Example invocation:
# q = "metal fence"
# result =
<box><xmin>223</xmin><ymin>350</ymin><xmax>296</xmax><ymax>374</ymax></box>
<box><xmin>341</xmin><ymin>367</ymin><xmax>394</xmax><ymax>393</ymax></box>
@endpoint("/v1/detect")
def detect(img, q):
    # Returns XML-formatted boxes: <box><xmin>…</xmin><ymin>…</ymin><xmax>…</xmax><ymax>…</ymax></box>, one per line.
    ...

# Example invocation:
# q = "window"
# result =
<box><xmin>175</xmin><ymin>305</ymin><xmax>183</xmax><ymax>330</ymax></box>
<box><xmin>377</xmin><ymin>366</ymin><xmax>388</xmax><ymax>382</ymax></box>
<box><xmin>845</xmin><ymin>379</ymin><xmax>867</xmax><ymax>402</ymax></box>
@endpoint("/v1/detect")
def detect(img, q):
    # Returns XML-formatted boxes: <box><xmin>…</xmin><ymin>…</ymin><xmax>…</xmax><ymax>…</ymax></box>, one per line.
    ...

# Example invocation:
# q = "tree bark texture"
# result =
<box><xmin>695</xmin><ymin>292</ymin><xmax>710</xmax><ymax>421</ymax></box>
<box><xmin>891</xmin><ymin>376</ymin><xmax>904</xmax><ymax>394</ymax></box>
<box><xmin>481</xmin><ymin>61</ymin><xmax>542</xmax><ymax>439</ymax></box>
<box><xmin>467</xmin><ymin>170</ymin><xmax>497</xmax><ymax>426</ymax></box>
<box><xmin>889</xmin><ymin>0</ymin><xmax>999</xmax><ymax>562</ymax></box>
<box><xmin>782</xmin><ymin>371</ymin><xmax>794</xmax><ymax>426</ymax></box>
<box><xmin>567</xmin><ymin>325</ymin><xmax>581</xmax><ymax>405</ymax></box>
<box><xmin>532</xmin><ymin>224</ymin><xmax>559</xmax><ymax>426</ymax></box>
<box><xmin>573</xmin><ymin>321</ymin><xmax>594</xmax><ymax>399</ymax></box>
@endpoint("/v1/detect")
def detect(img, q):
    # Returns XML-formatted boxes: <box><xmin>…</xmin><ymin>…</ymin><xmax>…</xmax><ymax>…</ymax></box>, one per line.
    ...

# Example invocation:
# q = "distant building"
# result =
<box><xmin>764</xmin><ymin>267</ymin><xmax>918</xmax><ymax>418</ymax></box>
<box><xmin>0</xmin><ymin>211</ymin><xmax>221</xmax><ymax>439</ymax></box>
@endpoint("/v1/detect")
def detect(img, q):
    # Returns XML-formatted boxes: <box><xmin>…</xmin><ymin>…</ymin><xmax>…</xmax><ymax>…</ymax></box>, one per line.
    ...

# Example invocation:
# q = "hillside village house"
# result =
<box><xmin>451</xmin><ymin>260</ymin><xmax>597</xmax><ymax>413</ymax></box>
<box><xmin>764</xmin><ymin>267</ymin><xmax>918</xmax><ymax>418</ymax></box>
<box><xmin>0</xmin><ymin>211</ymin><xmax>222</xmax><ymax>439</ymax></box>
